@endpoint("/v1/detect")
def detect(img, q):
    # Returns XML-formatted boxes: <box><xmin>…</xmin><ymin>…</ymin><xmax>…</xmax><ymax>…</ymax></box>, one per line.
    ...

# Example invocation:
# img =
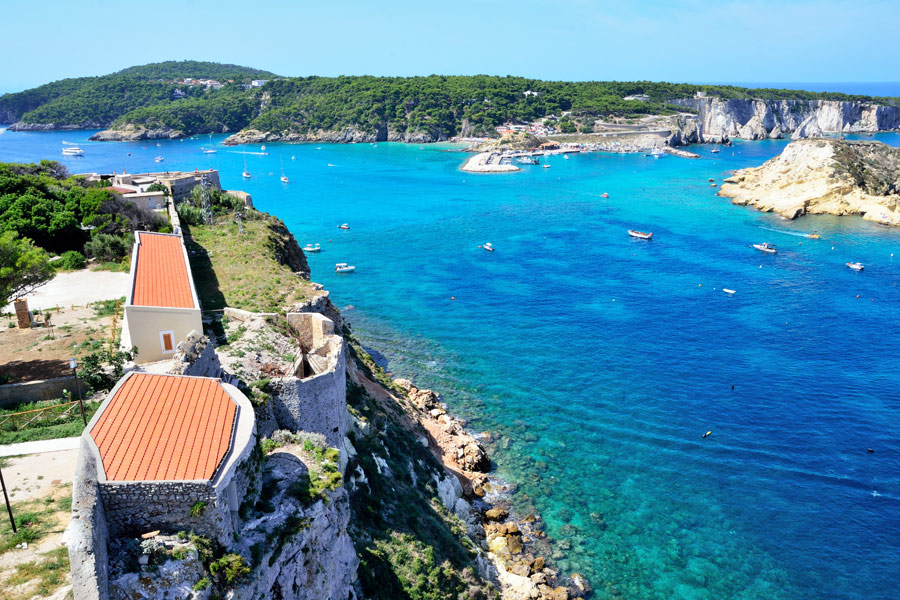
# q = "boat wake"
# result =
<box><xmin>758</xmin><ymin>226</ymin><xmax>816</xmax><ymax>238</ymax></box>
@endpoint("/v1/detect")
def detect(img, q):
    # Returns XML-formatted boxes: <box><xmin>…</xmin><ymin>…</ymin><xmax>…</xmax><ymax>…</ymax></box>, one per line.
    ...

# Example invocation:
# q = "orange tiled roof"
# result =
<box><xmin>132</xmin><ymin>232</ymin><xmax>196</xmax><ymax>308</ymax></box>
<box><xmin>90</xmin><ymin>373</ymin><xmax>237</xmax><ymax>481</ymax></box>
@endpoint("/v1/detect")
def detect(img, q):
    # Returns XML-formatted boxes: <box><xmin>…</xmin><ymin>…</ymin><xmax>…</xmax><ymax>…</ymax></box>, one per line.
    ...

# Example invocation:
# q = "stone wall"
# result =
<box><xmin>69</xmin><ymin>439</ymin><xmax>111</xmax><ymax>600</ymax></box>
<box><xmin>168</xmin><ymin>330</ymin><xmax>221</xmax><ymax>378</ymax></box>
<box><xmin>269</xmin><ymin>313</ymin><xmax>348</xmax><ymax>449</ymax></box>
<box><xmin>0</xmin><ymin>375</ymin><xmax>80</xmax><ymax>408</ymax></box>
<box><xmin>98</xmin><ymin>481</ymin><xmax>230</xmax><ymax>544</ymax></box>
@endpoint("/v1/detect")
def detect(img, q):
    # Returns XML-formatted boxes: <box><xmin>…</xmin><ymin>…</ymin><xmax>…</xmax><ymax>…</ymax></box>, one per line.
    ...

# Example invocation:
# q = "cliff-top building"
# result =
<box><xmin>70</xmin><ymin>371</ymin><xmax>257</xmax><ymax>597</ymax></box>
<box><xmin>122</xmin><ymin>231</ymin><xmax>203</xmax><ymax>364</ymax></box>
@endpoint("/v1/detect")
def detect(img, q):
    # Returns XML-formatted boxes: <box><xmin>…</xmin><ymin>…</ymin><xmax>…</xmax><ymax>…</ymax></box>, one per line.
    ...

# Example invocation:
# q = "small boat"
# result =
<box><xmin>601</xmin><ymin>193</ymin><xmax>609</xmax><ymax>198</ymax></box>
<box><xmin>483</xmin><ymin>242</ymin><xmax>495</xmax><ymax>252</ymax></box>
<box><xmin>564</xmin><ymin>155</ymin><xmax>570</xmax><ymax>160</ymax></box>
<box><xmin>806</xmin><ymin>232</ymin><xmax>821</xmax><ymax>239</ymax></box>
<box><xmin>156</xmin><ymin>142</ymin><xmax>162</xmax><ymax>147</ymax></box>
<box><xmin>280</xmin><ymin>157</ymin><xmax>289</xmax><ymax>183</ymax></box>
<box><xmin>335</xmin><ymin>262</ymin><xmax>355</xmax><ymax>273</ymax></box>
<box><xmin>242</xmin><ymin>155</ymin><xmax>251</xmax><ymax>178</ymax></box>
<box><xmin>711</xmin><ymin>148</ymin><xmax>721</xmax><ymax>154</ymax></box>
<box><xmin>542</xmin><ymin>164</ymin><xmax>551</xmax><ymax>169</ymax></box>
<box><xmin>723</xmin><ymin>288</ymin><xmax>736</xmax><ymax>295</ymax></box>
<box><xmin>261</xmin><ymin>145</ymin><xmax>267</xmax><ymax>151</ymax></box>
<box><xmin>710</xmin><ymin>182</ymin><xmax>717</xmax><ymax>187</ymax></box>
<box><xmin>752</xmin><ymin>243</ymin><xmax>777</xmax><ymax>254</ymax></box>
<box><xmin>846</xmin><ymin>262</ymin><xmax>864</xmax><ymax>271</ymax></box>
<box><xmin>303</xmin><ymin>243</ymin><xmax>321</xmax><ymax>253</ymax></box>
<box><xmin>291</xmin><ymin>155</ymin><xmax>296</xmax><ymax>160</ymax></box>
<box><xmin>202</xmin><ymin>133</ymin><xmax>217</xmax><ymax>153</ymax></box>
<box><xmin>62</xmin><ymin>146</ymin><xmax>84</xmax><ymax>156</ymax></box>
<box><xmin>154</xmin><ymin>156</ymin><xmax>165</xmax><ymax>163</ymax></box>
<box><xmin>628</xmin><ymin>230</ymin><xmax>653</xmax><ymax>240</ymax></box>
<box><xmin>517</xmin><ymin>156</ymin><xmax>539</xmax><ymax>165</ymax></box>
<box><xmin>338</xmin><ymin>223</ymin><xmax>350</xmax><ymax>230</ymax></box>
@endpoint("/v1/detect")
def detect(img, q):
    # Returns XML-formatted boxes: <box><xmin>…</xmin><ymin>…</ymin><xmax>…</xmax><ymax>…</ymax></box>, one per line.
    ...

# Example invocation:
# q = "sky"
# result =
<box><xmin>2</xmin><ymin>0</ymin><xmax>899</xmax><ymax>93</ymax></box>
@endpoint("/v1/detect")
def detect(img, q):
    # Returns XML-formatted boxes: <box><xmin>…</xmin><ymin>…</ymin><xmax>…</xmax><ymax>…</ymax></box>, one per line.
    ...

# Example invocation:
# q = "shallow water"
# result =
<box><xmin>3</xmin><ymin>129</ymin><xmax>900</xmax><ymax>599</ymax></box>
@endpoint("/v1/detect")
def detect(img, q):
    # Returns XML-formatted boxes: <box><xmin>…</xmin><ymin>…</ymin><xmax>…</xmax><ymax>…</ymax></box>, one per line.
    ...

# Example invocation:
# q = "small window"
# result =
<box><xmin>160</xmin><ymin>330</ymin><xmax>175</xmax><ymax>353</ymax></box>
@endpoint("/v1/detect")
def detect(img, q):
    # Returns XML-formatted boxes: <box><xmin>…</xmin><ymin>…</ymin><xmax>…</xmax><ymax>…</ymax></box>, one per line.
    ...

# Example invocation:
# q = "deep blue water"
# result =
<box><xmin>2</xmin><ymin>129</ymin><xmax>900</xmax><ymax>599</ymax></box>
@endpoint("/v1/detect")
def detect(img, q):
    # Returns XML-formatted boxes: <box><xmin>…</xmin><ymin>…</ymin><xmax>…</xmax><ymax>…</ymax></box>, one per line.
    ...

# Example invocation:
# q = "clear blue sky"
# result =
<box><xmin>3</xmin><ymin>0</ymin><xmax>898</xmax><ymax>92</ymax></box>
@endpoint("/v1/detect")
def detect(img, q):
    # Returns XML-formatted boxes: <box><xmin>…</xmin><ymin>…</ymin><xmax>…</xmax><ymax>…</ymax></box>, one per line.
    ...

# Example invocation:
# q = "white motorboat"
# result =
<box><xmin>542</xmin><ymin>164</ymin><xmax>551</xmax><ymax>169</ymax></box>
<box><xmin>846</xmin><ymin>262</ymin><xmax>864</xmax><ymax>271</ymax></box>
<box><xmin>723</xmin><ymin>288</ymin><xmax>736</xmax><ymax>295</ymax></box>
<box><xmin>261</xmin><ymin>145</ymin><xmax>267</xmax><ymax>151</ymax></box>
<box><xmin>335</xmin><ymin>262</ymin><xmax>355</xmax><ymax>273</ymax></box>
<box><xmin>711</xmin><ymin>148</ymin><xmax>721</xmax><ymax>154</ymax></box>
<box><xmin>154</xmin><ymin>156</ymin><xmax>164</xmax><ymax>163</ymax></box>
<box><xmin>628</xmin><ymin>230</ymin><xmax>653</xmax><ymax>240</ymax></box>
<box><xmin>483</xmin><ymin>242</ymin><xmax>495</xmax><ymax>252</ymax></box>
<box><xmin>752</xmin><ymin>243</ymin><xmax>777</xmax><ymax>254</ymax></box>
<box><xmin>338</xmin><ymin>223</ymin><xmax>350</xmax><ymax>230</ymax></box>
<box><xmin>62</xmin><ymin>146</ymin><xmax>84</xmax><ymax>156</ymax></box>
<box><xmin>517</xmin><ymin>156</ymin><xmax>539</xmax><ymax>165</ymax></box>
<box><xmin>304</xmin><ymin>243</ymin><xmax>321</xmax><ymax>253</ymax></box>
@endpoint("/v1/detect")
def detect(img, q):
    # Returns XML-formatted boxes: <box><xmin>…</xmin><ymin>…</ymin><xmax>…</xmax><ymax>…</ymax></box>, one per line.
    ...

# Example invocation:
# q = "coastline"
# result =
<box><xmin>345</xmin><ymin>353</ymin><xmax>590</xmax><ymax>599</ymax></box>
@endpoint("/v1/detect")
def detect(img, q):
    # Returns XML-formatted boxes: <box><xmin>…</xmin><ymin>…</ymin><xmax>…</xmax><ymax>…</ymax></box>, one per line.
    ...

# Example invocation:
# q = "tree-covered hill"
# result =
<box><xmin>2</xmin><ymin>64</ymin><xmax>898</xmax><ymax>138</ymax></box>
<box><xmin>0</xmin><ymin>60</ymin><xmax>276</xmax><ymax>125</ymax></box>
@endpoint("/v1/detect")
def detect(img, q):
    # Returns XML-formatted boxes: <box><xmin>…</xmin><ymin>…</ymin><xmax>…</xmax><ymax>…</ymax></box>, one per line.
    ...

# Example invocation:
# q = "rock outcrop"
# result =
<box><xmin>221</xmin><ymin>125</ymin><xmax>448</xmax><ymax>146</ymax></box>
<box><xmin>89</xmin><ymin>125</ymin><xmax>185</xmax><ymax>141</ymax></box>
<box><xmin>670</xmin><ymin>97</ymin><xmax>900</xmax><ymax>142</ymax></box>
<box><xmin>718</xmin><ymin>139</ymin><xmax>900</xmax><ymax>225</ymax></box>
<box><xmin>8</xmin><ymin>121</ymin><xmax>105</xmax><ymax>131</ymax></box>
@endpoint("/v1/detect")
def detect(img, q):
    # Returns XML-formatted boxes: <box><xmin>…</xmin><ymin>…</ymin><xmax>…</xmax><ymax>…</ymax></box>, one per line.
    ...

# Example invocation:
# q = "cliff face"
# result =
<box><xmin>220</xmin><ymin>125</ymin><xmax>448</xmax><ymax>145</ymax></box>
<box><xmin>717</xmin><ymin>139</ymin><xmax>900</xmax><ymax>225</ymax></box>
<box><xmin>671</xmin><ymin>97</ymin><xmax>900</xmax><ymax>142</ymax></box>
<box><xmin>89</xmin><ymin>125</ymin><xmax>186</xmax><ymax>141</ymax></box>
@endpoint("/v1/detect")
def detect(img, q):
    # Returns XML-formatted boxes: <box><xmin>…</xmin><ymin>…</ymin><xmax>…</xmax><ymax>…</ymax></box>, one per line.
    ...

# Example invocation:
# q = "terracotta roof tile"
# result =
<box><xmin>90</xmin><ymin>373</ymin><xmax>237</xmax><ymax>481</ymax></box>
<box><xmin>132</xmin><ymin>232</ymin><xmax>196</xmax><ymax>309</ymax></box>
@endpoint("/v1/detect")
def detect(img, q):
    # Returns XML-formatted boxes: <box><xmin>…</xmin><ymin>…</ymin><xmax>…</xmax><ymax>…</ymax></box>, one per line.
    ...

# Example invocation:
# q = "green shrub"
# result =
<box><xmin>189</xmin><ymin>501</ymin><xmax>207</xmax><ymax>517</ymax></box>
<box><xmin>209</xmin><ymin>553</ymin><xmax>250</xmax><ymax>584</ymax></box>
<box><xmin>56</xmin><ymin>250</ymin><xmax>86</xmax><ymax>270</ymax></box>
<box><xmin>192</xmin><ymin>577</ymin><xmax>210</xmax><ymax>591</ymax></box>
<box><xmin>177</xmin><ymin>204</ymin><xmax>204</xmax><ymax>226</ymax></box>
<box><xmin>84</xmin><ymin>233</ymin><xmax>130</xmax><ymax>262</ymax></box>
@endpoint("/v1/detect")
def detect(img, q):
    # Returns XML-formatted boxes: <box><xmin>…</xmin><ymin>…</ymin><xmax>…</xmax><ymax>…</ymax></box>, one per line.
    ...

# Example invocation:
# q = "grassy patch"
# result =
<box><xmin>0</xmin><ymin>485</ymin><xmax>72</xmax><ymax>555</ymax></box>
<box><xmin>0</xmin><ymin>545</ymin><xmax>70</xmax><ymax>600</ymax></box>
<box><xmin>0</xmin><ymin>400</ymin><xmax>99</xmax><ymax>445</ymax></box>
<box><xmin>185</xmin><ymin>212</ymin><xmax>317</xmax><ymax>314</ymax></box>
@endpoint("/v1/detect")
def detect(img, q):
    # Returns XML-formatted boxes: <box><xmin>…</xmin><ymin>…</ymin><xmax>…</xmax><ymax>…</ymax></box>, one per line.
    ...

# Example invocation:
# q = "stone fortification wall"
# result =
<box><xmin>168</xmin><ymin>330</ymin><xmax>222</xmax><ymax>378</ymax></box>
<box><xmin>69</xmin><ymin>439</ymin><xmax>112</xmax><ymax>600</ymax></box>
<box><xmin>98</xmin><ymin>481</ymin><xmax>229</xmax><ymax>543</ymax></box>
<box><xmin>270</xmin><ymin>313</ymin><xmax>348</xmax><ymax>449</ymax></box>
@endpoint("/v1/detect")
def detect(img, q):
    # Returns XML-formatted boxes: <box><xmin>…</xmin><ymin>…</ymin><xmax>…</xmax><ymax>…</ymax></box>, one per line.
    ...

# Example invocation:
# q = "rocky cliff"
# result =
<box><xmin>88</xmin><ymin>125</ymin><xmax>186</xmax><ymax>141</ymax></box>
<box><xmin>717</xmin><ymin>139</ymin><xmax>900</xmax><ymax>225</ymax></box>
<box><xmin>670</xmin><ymin>97</ymin><xmax>900</xmax><ymax>143</ymax></box>
<box><xmin>220</xmin><ymin>125</ymin><xmax>448</xmax><ymax>145</ymax></box>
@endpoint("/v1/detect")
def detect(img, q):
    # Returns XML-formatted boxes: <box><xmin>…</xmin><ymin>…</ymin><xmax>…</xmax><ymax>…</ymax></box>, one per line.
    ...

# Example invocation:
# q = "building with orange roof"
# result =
<box><xmin>122</xmin><ymin>231</ymin><xmax>203</xmax><ymax>363</ymax></box>
<box><xmin>70</xmin><ymin>371</ymin><xmax>256</xmax><ymax>596</ymax></box>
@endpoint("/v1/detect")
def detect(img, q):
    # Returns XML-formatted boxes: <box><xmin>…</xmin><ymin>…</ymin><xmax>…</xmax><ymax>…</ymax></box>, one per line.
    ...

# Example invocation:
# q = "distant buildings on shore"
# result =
<box><xmin>81</xmin><ymin>169</ymin><xmax>222</xmax><ymax>204</ymax></box>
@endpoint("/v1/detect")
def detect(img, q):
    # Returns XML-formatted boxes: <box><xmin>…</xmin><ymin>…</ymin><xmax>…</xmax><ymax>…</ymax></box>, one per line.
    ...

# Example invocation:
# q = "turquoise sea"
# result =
<box><xmin>2</xmin><ymin>128</ymin><xmax>899</xmax><ymax>599</ymax></box>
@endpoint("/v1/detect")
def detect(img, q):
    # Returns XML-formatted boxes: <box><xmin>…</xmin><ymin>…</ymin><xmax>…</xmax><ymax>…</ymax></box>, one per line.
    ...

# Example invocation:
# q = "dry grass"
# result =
<box><xmin>186</xmin><ymin>214</ymin><xmax>317</xmax><ymax>314</ymax></box>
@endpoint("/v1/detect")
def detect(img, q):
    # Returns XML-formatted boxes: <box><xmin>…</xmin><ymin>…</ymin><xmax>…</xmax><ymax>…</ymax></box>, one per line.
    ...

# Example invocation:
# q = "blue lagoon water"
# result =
<box><xmin>2</xmin><ymin>129</ymin><xmax>900</xmax><ymax>599</ymax></box>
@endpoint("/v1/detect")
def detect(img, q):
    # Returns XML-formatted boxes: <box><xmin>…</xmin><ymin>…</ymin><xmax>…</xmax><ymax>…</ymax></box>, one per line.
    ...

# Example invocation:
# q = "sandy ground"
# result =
<box><xmin>4</xmin><ymin>269</ymin><xmax>130</xmax><ymax>313</ymax></box>
<box><xmin>2</xmin><ymin>449</ymin><xmax>78</xmax><ymax>502</ymax></box>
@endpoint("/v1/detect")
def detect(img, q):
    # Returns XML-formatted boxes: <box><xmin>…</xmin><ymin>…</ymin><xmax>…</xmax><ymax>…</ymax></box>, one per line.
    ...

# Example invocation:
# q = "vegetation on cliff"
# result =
<box><xmin>183</xmin><ymin>208</ymin><xmax>316</xmax><ymax>314</ymax></box>
<box><xmin>345</xmin><ymin>339</ymin><xmax>498</xmax><ymax>600</ymax></box>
